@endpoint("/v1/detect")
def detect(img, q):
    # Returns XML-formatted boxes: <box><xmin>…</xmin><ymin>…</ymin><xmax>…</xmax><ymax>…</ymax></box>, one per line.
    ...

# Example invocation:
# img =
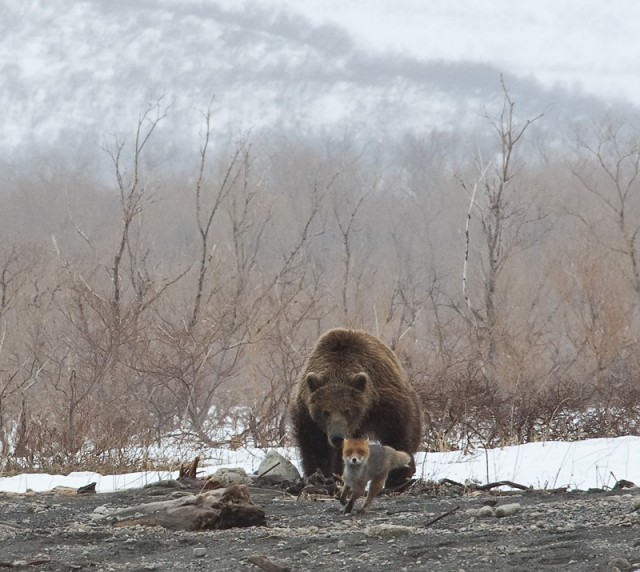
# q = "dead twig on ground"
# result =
<box><xmin>439</xmin><ymin>478</ymin><xmax>532</xmax><ymax>492</ymax></box>
<box><xmin>425</xmin><ymin>505</ymin><xmax>460</xmax><ymax>527</ymax></box>
<box><xmin>476</xmin><ymin>480</ymin><xmax>532</xmax><ymax>492</ymax></box>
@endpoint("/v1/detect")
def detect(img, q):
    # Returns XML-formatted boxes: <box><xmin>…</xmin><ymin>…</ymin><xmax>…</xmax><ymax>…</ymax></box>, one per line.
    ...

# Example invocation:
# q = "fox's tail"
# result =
<box><xmin>391</xmin><ymin>450</ymin><xmax>412</xmax><ymax>470</ymax></box>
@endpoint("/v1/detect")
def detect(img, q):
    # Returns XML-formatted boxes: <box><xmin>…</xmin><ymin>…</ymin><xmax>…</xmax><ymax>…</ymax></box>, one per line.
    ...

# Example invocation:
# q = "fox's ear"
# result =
<box><xmin>351</xmin><ymin>372</ymin><xmax>368</xmax><ymax>392</ymax></box>
<box><xmin>306</xmin><ymin>372</ymin><xmax>324</xmax><ymax>393</ymax></box>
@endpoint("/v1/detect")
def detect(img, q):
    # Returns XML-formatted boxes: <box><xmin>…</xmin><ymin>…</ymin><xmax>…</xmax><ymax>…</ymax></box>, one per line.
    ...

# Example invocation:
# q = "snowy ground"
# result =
<box><xmin>1</xmin><ymin>436</ymin><xmax>638</xmax><ymax>494</ymax></box>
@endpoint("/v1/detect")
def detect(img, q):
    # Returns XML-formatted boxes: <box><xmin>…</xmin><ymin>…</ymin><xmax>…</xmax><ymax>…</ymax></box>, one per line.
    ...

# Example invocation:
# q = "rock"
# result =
<box><xmin>211</xmin><ymin>467</ymin><xmax>252</xmax><ymax>486</ymax></box>
<box><xmin>632</xmin><ymin>497</ymin><xmax>640</xmax><ymax>511</ymax></box>
<box><xmin>495</xmin><ymin>503</ymin><xmax>521</xmax><ymax>518</ymax></box>
<box><xmin>556</xmin><ymin>523</ymin><xmax>576</xmax><ymax>533</ymax></box>
<box><xmin>256</xmin><ymin>450</ymin><xmax>301</xmax><ymax>482</ymax></box>
<box><xmin>144</xmin><ymin>479</ymin><xmax>186</xmax><ymax>490</ymax></box>
<box><xmin>364</xmin><ymin>524</ymin><xmax>414</xmax><ymax>537</ymax></box>
<box><xmin>193</xmin><ymin>547</ymin><xmax>207</xmax><ymax>558</ymax></box>
<box><xmin>606</xmin><ymin>557</ymin><xmax>631</xmax><ymax>572</ymax></box>
<box><xmin>477</xmin><ymin>505</ymin><xmax>494</xmax><ymax>518</ymax></box>
<box><xmin>48</xmin><ymin>486</ymin><xmax>78</xmax><ymax>495</ymax></box>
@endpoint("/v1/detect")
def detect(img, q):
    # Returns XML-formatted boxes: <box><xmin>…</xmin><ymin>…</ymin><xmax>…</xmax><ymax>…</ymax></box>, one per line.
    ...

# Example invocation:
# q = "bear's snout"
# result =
<box><xmin>330</xmin><ymin>434</ymin><xmax>344</xmax><ymax>448</ymax></box>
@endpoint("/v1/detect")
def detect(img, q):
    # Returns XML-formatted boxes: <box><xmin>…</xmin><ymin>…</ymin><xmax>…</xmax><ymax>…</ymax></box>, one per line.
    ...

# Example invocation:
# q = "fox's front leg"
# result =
<box><xmin>339</xmin><ymin>484</ymin><xmax>351</xmax><ymax>505</ymax></box>
<box><xmin>344</xmin><ymin>483</ymin><xmax>366</xmax><ymax>514</ymax></box>
<box><xmin>359</xmin><ymin>475</ymin><xmax>386</xmax><ymax>513</ymax></box>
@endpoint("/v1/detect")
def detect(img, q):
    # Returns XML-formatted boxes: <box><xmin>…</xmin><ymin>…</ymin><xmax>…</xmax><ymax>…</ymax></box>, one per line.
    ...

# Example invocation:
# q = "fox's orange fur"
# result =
<box><xmin>339</xmin><ymin>436</ymin><xmax>412</xmax><ymax>514</ymax></box>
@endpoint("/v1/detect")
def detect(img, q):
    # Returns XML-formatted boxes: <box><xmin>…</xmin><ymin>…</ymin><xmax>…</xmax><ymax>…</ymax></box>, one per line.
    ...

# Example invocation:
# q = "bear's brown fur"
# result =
<box><xmin>290</xmin><ymin>328</ymin><xmax>422</xmax><ymax>481</ymax></box>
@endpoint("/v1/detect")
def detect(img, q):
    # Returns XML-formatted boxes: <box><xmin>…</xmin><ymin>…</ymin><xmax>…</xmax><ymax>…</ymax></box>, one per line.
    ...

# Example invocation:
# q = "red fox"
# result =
<box><xmin>339</xmin><ymin>436</ymin><xmax>412</xmax><ymax>514</ymax></box>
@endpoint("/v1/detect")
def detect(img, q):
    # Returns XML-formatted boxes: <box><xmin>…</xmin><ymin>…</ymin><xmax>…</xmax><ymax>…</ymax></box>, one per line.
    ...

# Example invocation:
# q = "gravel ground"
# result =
<box><xmin>1</xmin><ymin>480</ymin><xmax>639</xmax><ymax>571</ymax></box>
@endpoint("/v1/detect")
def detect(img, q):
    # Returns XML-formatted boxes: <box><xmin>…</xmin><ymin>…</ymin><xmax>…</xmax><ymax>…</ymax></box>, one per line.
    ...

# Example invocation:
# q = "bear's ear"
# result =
<box><xmin>305</xmin><ymin>372</ymin><xmax>324</xmax><ymax>393</ymax></box>
<box><xmin>351</xmin><ymin>372</ymin><xmax>368</xmax><ymax>392</ymax></box>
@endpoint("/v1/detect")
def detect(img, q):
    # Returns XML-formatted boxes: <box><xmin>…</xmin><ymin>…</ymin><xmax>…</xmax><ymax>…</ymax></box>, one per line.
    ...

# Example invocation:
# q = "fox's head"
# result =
<box><xmin>342</xmin><ymin>436</ymin><xmax>370</xmax><ymax>466</ymax></box>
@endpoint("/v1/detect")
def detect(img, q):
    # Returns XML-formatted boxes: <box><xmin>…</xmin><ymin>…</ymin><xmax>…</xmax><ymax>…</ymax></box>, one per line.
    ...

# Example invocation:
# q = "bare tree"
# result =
<box><xmin>460</xmin><ymin>80</ymin><xmax>544</xmax><ymax>372</ymax></box>
<box><xmin>243</xmin><ymin>177</ymin><xmax>330</xmax><ymax>445</ymax></box>
<box><xmin>572</xmin><ymin>115</ymin><xmax>640</xmax><ymax>297</ymax></box>
<box><xmin>189</xmin><ymin>101</ymin><xmax>250</xmax><ymax>330</ymax></box>
<box><xmin>42</xmin><ymin>100</ymin><xmax>188</xmax><ymax>459</ymax></box>
<box><xmin>332</xmin><ymin>183</ymin><xmax>371</xmax><ymax>321</ymax></box>
<box><xmin>123</xmin><ymin>104</ymin><xmax>266</xmax><ymax>445</ymax></box>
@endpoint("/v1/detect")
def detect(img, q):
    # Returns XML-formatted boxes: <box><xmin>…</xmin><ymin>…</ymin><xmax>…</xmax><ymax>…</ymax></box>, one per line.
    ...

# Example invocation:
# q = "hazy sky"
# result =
<box><xmin>251</xmin><ymin>0</ymin><xmax>640</xmax><ymax>106</ymax></box>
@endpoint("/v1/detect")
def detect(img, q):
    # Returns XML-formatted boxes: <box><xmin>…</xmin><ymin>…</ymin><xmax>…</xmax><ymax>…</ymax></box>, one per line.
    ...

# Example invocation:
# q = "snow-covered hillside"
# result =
<box><xmin>3</xmin><ymin>0</ymin><xmax>635</xmax><ymax>161</ymax></box>
<box><xmin>267</xmin><ymin>0</ymin><xmax>640</xmax><ymax>105</ymax></box>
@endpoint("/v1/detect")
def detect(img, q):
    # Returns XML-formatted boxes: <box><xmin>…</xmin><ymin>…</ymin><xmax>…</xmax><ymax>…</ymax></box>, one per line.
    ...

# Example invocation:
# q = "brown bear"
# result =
<box><xmin>290</xmin><ymin>328</ymin><xmax>422</xmax><ymax>483</ymax></box>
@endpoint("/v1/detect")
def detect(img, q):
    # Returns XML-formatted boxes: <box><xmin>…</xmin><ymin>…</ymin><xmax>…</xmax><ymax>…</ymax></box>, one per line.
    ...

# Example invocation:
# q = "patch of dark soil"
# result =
<box><xmin>0</xmin><ymin>483</ymin><xmax>639</xmax><ymax>571</ymax></box>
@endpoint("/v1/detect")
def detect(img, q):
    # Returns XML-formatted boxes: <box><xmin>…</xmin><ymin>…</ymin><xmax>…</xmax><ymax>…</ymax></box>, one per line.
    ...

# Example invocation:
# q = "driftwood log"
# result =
<box><xmin>110</xmin><ymin>484</ymin><xmax>266</xmax><ymax>531</ymax></box>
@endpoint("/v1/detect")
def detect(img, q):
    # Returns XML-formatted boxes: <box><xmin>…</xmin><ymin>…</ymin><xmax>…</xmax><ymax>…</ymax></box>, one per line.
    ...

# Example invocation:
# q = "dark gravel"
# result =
<box><xmin>1</xmin><ymin>481</ymin><xmax>639</xmax><ymax>571</ymax></box>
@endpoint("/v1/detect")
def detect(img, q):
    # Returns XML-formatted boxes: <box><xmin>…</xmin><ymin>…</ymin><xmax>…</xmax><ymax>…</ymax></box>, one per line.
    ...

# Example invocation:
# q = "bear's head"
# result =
<box><xmin>305</xmin><ymin>371</ymin><xmax>369</xmax><ymax>448</ymax></box>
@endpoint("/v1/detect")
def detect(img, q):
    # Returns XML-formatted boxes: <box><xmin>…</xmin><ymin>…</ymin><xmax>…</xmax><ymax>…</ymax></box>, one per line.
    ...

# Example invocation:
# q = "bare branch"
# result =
<box><xmin>462</xmin><ymin>159</ymin><xmax>492</xmax><ymax>329</ymax></box>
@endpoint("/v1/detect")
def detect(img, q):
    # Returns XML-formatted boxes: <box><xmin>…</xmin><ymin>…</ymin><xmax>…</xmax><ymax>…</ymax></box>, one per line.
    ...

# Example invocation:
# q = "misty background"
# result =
<box><xmin>1</xmin><ymin>0</ymin><xmax>640</xmax><ymax>470</ymax></box>
<box><xmin>4</xmin><ymin>0</ymin><xmax>639</xmax><ymax>164</ymax></box>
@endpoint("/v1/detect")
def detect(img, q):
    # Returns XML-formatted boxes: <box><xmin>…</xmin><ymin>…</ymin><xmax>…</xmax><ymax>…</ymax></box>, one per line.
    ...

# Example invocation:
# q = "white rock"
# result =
<box><xmin>257</xmin><ymin>450</ymin><xmax>301</xmax><ymax>481</ymax></box>
<box><xmin>364</xmin><ymin>524</ymin><xmax>414</xmax><ymax>537</ymax></box>
<box><xmin>211</xmin><ymin>467</ymin><xmax>251</xmax><ymax>486</ymax></box>
<box><xmin>495</xmin><ymin>503</ymin><xmax>522</xmax><ymax>518</ymax></box>
<box><xmin>477</xmin><ymin>505</ymin><xmax>494</xmax><ymax>518</ymax></box>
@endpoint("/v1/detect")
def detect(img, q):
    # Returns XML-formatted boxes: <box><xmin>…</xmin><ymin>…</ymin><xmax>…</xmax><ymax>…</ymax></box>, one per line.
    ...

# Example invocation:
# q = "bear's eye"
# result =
<box><xmin>322</xmin><ymin>410</ymin><xmax>330</xmax><ymax>419</ymax></box>
<box><xmin>344</xmin><ymin>408</ymin><xmax>351</xmax><ymax>417</ymax></box>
